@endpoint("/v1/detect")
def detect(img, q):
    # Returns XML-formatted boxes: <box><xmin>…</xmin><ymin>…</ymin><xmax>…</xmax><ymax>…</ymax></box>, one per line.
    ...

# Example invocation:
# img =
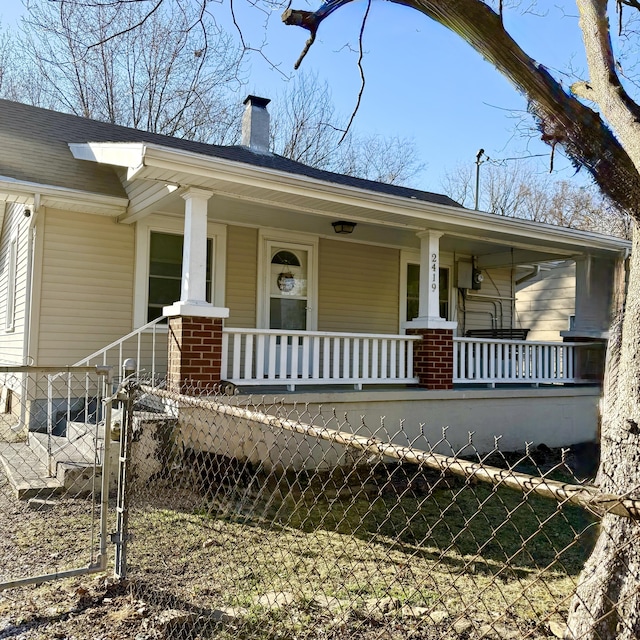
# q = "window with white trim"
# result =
<box><xmin>400</xmin><ymin>250</ymin><xmax>454</xmax><ymax>329</ymax></box>
<box><xmin>406</xmin><ymin>263</ymin><xmax>450</xmax><ymax>321</ymax></box>
<box><xmin>147</xmin><ymin>232</ymin><xmax>213</xmax><ymax>322</ymax></box>
<box><xmin>133</xmin><ymin>216</ymin><xmax>227</xmax><ymax>328</ymax></box>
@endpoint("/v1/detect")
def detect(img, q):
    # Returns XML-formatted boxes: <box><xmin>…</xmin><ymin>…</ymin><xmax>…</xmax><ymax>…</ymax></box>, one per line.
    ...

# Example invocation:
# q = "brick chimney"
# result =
<box><xmin>241</xmin><ymin>95</ymin><xmax>271</xmax><ymax>153</ymax></box>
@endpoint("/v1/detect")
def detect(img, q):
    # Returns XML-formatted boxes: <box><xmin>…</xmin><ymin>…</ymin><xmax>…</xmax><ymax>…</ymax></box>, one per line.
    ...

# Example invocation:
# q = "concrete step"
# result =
<box><xmin>29</xmin><ymin>432</ymin><xmax>100</xmax><ymax>472</ymax></box>
<box><xmin>66</xmin><ymin>420</ymin><xmax>105</xmax><ymax>442</ymax></box>
<box><xmin>0</xmin><ymin>432</ymin><xmax>107</xmax><ymax>500</ymax></box>
<box><xmin>0</xmin><ymin>441</ymin><xmax>65</xmax><ymax>500</ymax></box>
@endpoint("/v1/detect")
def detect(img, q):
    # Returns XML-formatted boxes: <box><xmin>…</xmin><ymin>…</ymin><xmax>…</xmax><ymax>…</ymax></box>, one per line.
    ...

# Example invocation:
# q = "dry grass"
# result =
<box><xmin>0</xmin><ymin>455</ymin><xmax>596</xmax><ymax>640</ymax></box>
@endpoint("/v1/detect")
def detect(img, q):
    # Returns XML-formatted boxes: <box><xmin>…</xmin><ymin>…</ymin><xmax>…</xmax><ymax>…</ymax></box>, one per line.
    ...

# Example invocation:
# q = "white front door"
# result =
<box><xmin>259</xmin><ymin>233</ymin><xmax>318</xmax><ymax>331</ymax></box>
<box><xmin>269</xmin><ymin>246</ymin><xmax>309</xmax><ymax>330</ymax></box>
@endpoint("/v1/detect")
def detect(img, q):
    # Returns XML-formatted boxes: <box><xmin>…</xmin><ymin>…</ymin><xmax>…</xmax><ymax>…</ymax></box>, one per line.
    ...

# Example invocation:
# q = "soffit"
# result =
<box><xmin>128</xmin><ymin>163</ymin><xmax>629</xmax><ymax>261</ymax></box>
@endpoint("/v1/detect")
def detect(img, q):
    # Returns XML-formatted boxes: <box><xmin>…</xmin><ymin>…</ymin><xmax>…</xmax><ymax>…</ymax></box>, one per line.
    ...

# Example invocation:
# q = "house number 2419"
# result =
<box><xmin>431</xmin><ymin>253</ymin><xmax>437</xmax><ymax>291</ymax></box>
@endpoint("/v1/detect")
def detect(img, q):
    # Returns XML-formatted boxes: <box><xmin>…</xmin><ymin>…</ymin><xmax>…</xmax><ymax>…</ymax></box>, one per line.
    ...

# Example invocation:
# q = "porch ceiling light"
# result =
<box><xmin>332</xmin><ymin>220</ymin><xmax>357</xmax><ymax>234</ymax></box>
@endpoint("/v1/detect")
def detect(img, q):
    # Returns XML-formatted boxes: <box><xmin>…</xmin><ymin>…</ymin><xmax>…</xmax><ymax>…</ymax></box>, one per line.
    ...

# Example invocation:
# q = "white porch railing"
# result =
<box><xmin>454</xmin><ymin>337</ymin><xmax>580</xmax><ymax>385</ymax></box>
<box><xmin>222</xmin><ymin>329</ymin><xmax>420</xmax><ymax>390</ymax></box>
<box><xmin>73</xmin><ymin>317</ymin><xmax>168</xmax><ymax>382</ymax></box>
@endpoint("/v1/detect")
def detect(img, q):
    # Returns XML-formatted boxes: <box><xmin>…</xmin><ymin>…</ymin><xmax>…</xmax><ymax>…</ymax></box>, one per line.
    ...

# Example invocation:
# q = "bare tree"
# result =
<box><xmin>443</xmin><ymin>160</ymin><xmax>632</xmax><ymax>237</ymax></box>
<box><xmin>338</xmin><ymin>133</ymin><xmax>426</xmax><ymax>184</ymax></box>
<box><xmin>16</xmin><ymin>0</ymin><xmax>245</xmax><ymax>143</ymax></box>
<box><xmin>271</xmin><ymin>71</ymin><xmax>425</xmax><ymax>185</ymax></box>
<box><xmin>270</xmin><ymin>71</ymin><xmax>340</xmax><ymax>168</ymax></box>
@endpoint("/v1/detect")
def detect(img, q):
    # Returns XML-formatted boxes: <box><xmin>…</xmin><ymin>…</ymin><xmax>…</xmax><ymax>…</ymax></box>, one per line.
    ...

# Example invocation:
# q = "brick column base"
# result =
<box><xmin>167</xmin><ymin>316</ymin><xmax>223</xmax><ymax>394</ymax></box>
<box><xmin>407</xmin><ymin>328</ymin><xmax>454</xmax><ymax>390</ymax></box>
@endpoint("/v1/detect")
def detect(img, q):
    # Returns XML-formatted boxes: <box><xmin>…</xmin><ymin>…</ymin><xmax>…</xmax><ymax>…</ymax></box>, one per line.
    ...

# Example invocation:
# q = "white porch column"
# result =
<box><xmin>162</xmin><ymin>187</ymin><xmax>229</xmax><ymax>393</ymax></box>
<box><xmin>419</xmin><ymin>230</ymin><xmax>442</xmax><ymax>320</ymax></box>
<box><xmin>405</xmin><ymin>230</ymin><xmax>457</xmax><ymax>330</ymax></box>
<box><xmin>181</xmin><ymin>187</ymin><xmax>211</xmax><ymax>304</ymax></box>
<box><xmin>163</xmin><ymin>186</ymin><xmax>229</xmax><ymax>319</ymax></box>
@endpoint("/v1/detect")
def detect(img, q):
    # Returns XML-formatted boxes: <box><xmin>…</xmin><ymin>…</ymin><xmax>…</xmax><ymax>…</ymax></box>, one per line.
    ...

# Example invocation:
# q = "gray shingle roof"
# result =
<box><xmin>0</xmin><ymin>99</ymin><xmax>460</xmax><ymax>207</ymax></box>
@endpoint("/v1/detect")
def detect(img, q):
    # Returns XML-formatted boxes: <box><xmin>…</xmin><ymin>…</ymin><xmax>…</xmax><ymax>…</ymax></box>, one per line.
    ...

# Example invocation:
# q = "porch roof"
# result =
<box><xmin>71</xmin><ymin>140</ymin><xmax>630</xmax><ymax>263</ymax></box>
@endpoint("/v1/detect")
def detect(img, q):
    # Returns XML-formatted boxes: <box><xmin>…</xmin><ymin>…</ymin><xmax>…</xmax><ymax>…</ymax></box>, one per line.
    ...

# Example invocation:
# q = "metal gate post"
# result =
<box><xmin>97</xmin><ymin>366</ymin><xmax>113</xmax><ymax>570</ymax></box>
<box><xmin>113</xmin><ymin>360</ymin><xmax>137</xmax><ymax>580</ymax></box>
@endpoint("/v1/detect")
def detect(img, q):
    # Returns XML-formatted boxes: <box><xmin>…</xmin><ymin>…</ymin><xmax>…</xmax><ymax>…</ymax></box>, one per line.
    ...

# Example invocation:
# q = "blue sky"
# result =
<box><xmin>1</xmin><ymin>0</ymin><xmax>589</xmax><ymax>193</ymax></box>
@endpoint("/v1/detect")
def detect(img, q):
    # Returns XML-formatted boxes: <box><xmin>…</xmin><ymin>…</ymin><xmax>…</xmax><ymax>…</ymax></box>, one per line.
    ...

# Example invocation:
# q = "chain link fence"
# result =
<box><xmin>2</xmin><ymin>375</ymin><xmax>638</xmax><ymax>639</ymax></box>
<box><xmin>114</xmin><ymin>380</ymin><xmax>615</xmax><ymax>640</ymax></box>
<box><xmin>0</xmin><ymin>367</ymin><xmax>111</xmax><ymax>590</ymax></box>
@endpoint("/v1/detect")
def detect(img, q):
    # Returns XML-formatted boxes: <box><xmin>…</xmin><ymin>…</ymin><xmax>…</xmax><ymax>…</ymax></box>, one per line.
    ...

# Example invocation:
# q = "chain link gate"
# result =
<box><xmin>0</xmin><ymin>365</ymin><xmax>115</xmax><ymax>590</ymax></box>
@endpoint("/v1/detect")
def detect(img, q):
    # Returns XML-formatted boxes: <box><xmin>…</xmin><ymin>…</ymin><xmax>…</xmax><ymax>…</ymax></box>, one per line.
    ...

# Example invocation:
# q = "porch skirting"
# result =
<box><xmin>178</xmin><ymin>386</ymin><xmax>600</xmax><ymax>471</ymax></box>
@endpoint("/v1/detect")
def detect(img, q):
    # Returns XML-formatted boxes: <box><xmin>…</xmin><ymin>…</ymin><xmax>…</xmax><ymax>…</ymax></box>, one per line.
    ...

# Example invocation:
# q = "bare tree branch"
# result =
<box><xmin>283</xmin><ymin>0</ymin><xmax>640</xmax><ymax>217</ymax></box>
<box><xmin>339</xmin><ymin>0</ymin><xmax>370</xmax><ymax>144</ymax></box>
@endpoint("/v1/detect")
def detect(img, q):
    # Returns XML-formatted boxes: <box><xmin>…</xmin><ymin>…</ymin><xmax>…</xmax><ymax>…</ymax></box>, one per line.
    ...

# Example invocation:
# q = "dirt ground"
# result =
<box><xmin>0</xmin><ymin>441</ymin><xmax>593</xmax><ymax>640</ymax></box>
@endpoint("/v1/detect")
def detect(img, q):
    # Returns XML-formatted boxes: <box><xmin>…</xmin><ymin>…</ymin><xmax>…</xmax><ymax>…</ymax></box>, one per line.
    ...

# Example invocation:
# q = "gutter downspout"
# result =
<box><xmin>515</xmin><ymin>265</ymin><xmax>541</xmax><ymax>286</ymax></box>
<box><xmin>18</xmin><ymin>199</ymin><xmax>40</xmax><ymax>432</ymax></box>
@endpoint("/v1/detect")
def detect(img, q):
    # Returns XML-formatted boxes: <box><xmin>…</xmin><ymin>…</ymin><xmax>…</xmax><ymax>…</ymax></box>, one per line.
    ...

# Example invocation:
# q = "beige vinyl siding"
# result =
<box><xmin>459</xmin><ymin>267</ymin><xmax>514</xmax><ymax>334</ymax></box>
<box><xmin>226</xmin><ymin>226</ymin><xmax>258</xmax><ymax>328</ymax></box>
<box><xmin>515</xmin><ymin>262</ymin><xmax>575</xmax><ymax>341</ymax></box>
<box><xmin>0</xmin><ymin>203</ymin><xmax>30</xmax><ymax>364</ymax></box>
<box><xmin>37</xmin><ymin>208</ymin><xmax>135</xmax><ymax>365</ymax></box>
<box><xmin>318</xmin><ymin>239</ymin><xmax>399</xmax><ymax>334</ymax></box>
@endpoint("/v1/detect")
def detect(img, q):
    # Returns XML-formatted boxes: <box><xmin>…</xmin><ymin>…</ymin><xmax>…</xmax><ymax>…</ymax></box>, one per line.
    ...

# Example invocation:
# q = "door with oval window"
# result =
<box><xmin>269</xmin><ymin>247</ymin><xmax>309</xmax><ymax>330</ymax></box>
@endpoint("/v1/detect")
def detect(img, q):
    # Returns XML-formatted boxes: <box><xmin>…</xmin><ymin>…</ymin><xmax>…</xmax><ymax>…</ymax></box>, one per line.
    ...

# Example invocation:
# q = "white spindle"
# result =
<box><xmin>381</xmin><ymin>340</ymin><xmax>388</xmax><ymax>381</ymax></box>
<box><xmin>390</xmin><ymin>340</ymin><xmax>397</xmax><ymax>379</ymax></box>
<box><xmin>221</xmin><ymin>332</ymin><xmax>229</xmax><ymax>379</ymax></box>
<box><xmin>244</xmin><ymin>334</ymin><xmax>254</xmax><ymax>380</ymax></box>
<box><xmin>232</xmin><ymin>333</ymin><xmax>242</xmax><ymax>379</ymax></box>
<box><xmin>362</xmin><ymin>340</ymin><xmax>370</xmax><ymax>379</ymax></box>
<box><xmin>278</xmin><ymin>337</ymin><xmax>287</xmax><ymax>379</ymax></box>
<box><xmin>322</xmin><ymin>338</ymin><xmax>330</xmax><ymax>380</ymax></box>
<box><xmin>289</xmin><ymin>336</ymin><xmax>298</xmax><ymax>380</ymax></box>
<box><xmin>268</xmin><ymin>335</ymin><xmax>277</xmax><ymax>379</ymax></box>
<box><xmin>353</xmin><ymin>339</ymin><xmax>360</xmax><ymax>380</ymax></box>
<box><xmin>342</xmin><ymin>339</ymin><xmax>350</xmax><ymax>380</ymax></box>
<box><xmin>372</xmin><ymin>340</ymin><xmax>379</xmax><ymax>379</ymax></box>
<box><xmin>302</xmin><ymin>336</ymin><xmax>310</xmax><ymax>379</ymax></box>
<box><xmin>256</xmin><ymin>334</ymin><xmax>265</xmax><ymax>379</ymax></box>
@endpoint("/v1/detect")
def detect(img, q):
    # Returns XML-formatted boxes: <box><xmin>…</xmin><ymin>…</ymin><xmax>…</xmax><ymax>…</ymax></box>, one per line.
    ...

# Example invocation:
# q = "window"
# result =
<box><xmin>405</xmin><ymin>263</ymin><xmax>450</xmax><ymax>322</ymax></box>
<box><xmin>147</xmin><ymin>232</ymin><xmax>212</xmax><ymax>322</ymax></box>
<box><xmin>133</xmin><ymin>216</ymin><xmax>226</xmax><ymax>328</ymax></box>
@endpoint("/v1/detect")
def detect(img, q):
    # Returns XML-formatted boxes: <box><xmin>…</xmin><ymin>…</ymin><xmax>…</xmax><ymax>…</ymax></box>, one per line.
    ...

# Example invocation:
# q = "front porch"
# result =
<box><xmin>68</xmin><ymin>326</ymin><xmax>603</xmax><ymax>455</ymax></box>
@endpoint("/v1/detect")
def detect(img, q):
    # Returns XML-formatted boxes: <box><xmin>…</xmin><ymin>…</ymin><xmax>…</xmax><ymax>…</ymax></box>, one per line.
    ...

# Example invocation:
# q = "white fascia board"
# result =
<box><xmin>115</xmin><ymin>143</ymin><xmax>630</xmax><ymax>255</ymax></box>
<box><xmin>0</xmin><ymin>176</ymin><xmax>128</xmax><ymax>216</ymax></box>
<box><xmin>68</xmin><ymin>142</ymin><xmax>146</xmax><ymax>168</ymax></box>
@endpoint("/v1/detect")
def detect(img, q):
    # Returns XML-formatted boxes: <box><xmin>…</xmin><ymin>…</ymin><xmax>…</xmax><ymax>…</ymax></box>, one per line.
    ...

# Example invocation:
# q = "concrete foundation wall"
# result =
<box><xmin>177</xmin><ymin>387</ymin><xmax>601</xmax><ymax>469</ymax></box>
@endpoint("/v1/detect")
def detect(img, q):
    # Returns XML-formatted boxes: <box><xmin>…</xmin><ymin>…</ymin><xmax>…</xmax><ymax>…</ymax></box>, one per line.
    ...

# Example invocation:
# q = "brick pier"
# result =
<box><xmin>407</xmin><ymin>328</ymin><xmax>454</xmax><ymax>390</ymax></box>
<box><xmin>167</xmin><ymin>316</ymin><xmax>224</xmax><ymax>394</ymax></box>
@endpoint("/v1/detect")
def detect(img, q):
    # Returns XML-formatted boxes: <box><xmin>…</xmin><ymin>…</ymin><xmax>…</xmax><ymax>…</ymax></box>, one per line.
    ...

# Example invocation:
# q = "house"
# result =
<box><xmin>0</xmin><ymin>95</ymin><xmax>630</xmax><ymax>456</ymax></box>
<box><xmin>515</xmin><ymin>261</ymin><xmax>577</xmax><ymax>343</ymax></box>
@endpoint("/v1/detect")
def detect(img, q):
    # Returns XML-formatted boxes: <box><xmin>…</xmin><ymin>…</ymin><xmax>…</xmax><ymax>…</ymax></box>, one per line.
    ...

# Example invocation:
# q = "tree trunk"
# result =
<box><xmin>566</xmin><ymin>223</ymin><xmax>640</xmax><ymax>639</ymax></box>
